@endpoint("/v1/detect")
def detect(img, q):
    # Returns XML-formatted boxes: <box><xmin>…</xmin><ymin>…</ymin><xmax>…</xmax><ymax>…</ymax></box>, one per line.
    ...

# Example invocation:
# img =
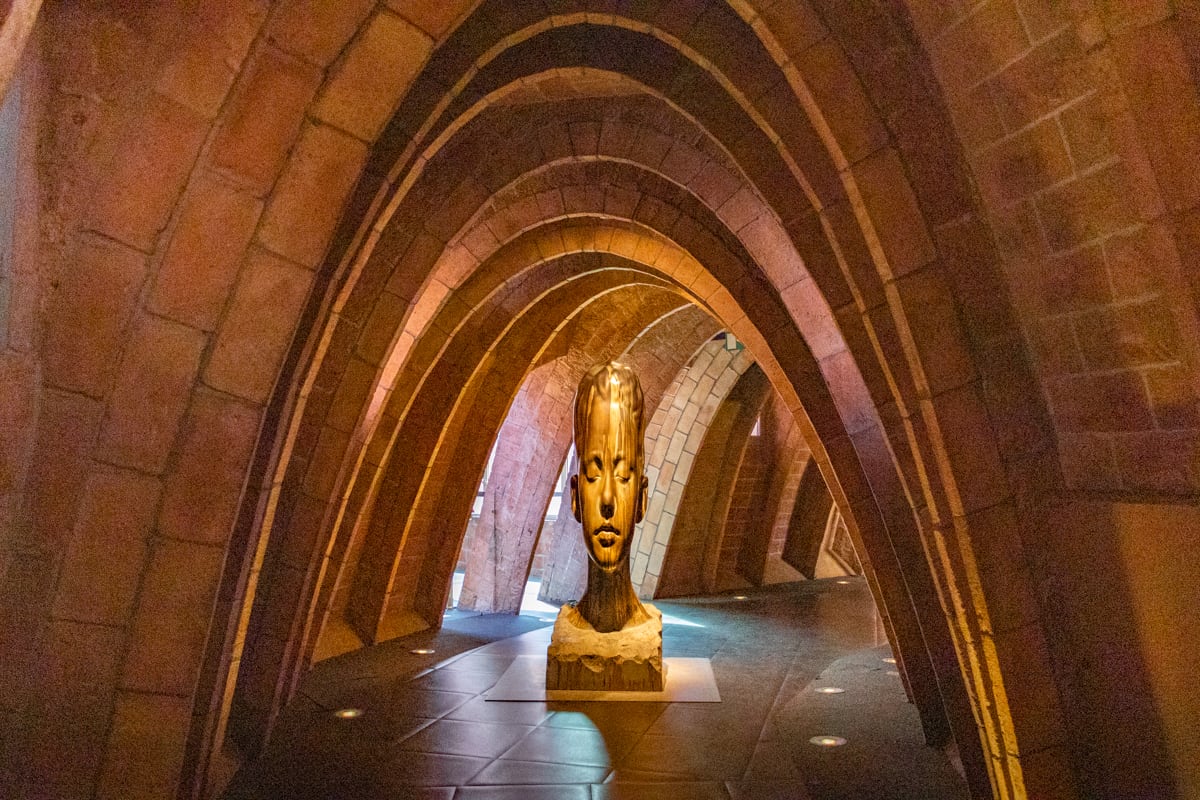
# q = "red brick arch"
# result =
<box><xmin>213</xmin><ymin>11</ymin><xmax>1048</xmax><ymax>798</ymax></box>
<box><xmin>29</xmin><ymin>1</ymin><xmax>1196</xmax><ymax>797</ymax></box>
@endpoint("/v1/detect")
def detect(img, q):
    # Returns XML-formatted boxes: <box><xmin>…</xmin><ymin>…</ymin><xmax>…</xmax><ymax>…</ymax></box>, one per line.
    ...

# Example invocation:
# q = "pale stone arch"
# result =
<box><xmin>633</xmin><ymin>339</ymin><xmax>753</xmax><ymax>596</ymax></box>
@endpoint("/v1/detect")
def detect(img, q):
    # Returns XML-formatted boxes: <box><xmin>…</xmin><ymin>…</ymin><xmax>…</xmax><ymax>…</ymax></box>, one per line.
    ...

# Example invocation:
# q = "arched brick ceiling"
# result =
<box><xmin>212</xmin><ymin>9</ymin><xmax>1049</xmax><ymax>800</ymax></box>
<box><xmin>34</xmin><ymin>1</ymin><xmax>1195</xmax><ymax>797</ymax></box>
<box><xmin>238</xmin><ymin>255</ymin><xmax>680</xmax><ymax>718</ymax></box>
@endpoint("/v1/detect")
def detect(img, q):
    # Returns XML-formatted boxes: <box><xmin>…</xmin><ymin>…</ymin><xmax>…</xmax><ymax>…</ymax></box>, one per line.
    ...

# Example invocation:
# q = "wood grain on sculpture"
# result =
<box><xmin>546</xmin><ymin>361</ymin><xmax>665</xmax><ymax>692</ymax></box>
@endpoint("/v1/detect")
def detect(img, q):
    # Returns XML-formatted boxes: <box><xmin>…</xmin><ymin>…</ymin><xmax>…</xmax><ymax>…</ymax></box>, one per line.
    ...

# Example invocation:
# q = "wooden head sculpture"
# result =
<box><xmin>569</xmin><ymin>361</ymin><xmax>651</xmax><ymax>632</ymax></box>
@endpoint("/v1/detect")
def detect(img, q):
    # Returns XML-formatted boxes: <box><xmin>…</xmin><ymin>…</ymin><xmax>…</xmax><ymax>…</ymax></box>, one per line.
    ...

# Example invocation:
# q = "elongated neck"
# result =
<box><xmin>577</xmin><ymin>560</ymin><xmax>649</xmax><ymax>633</ymax></box>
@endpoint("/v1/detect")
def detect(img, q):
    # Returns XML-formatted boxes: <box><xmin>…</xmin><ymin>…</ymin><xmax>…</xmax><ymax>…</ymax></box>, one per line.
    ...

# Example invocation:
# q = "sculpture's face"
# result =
<box><xmin>571</xmin><ymin>387</ymin><xmax>647</xmax><ymax>572</ymax></box>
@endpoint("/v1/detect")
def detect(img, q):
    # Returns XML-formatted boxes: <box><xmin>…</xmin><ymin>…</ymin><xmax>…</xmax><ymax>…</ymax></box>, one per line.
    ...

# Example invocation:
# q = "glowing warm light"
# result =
<box><xmin>836</xmin><ymin>579</ymin><xmax>851</xmax><ymax>585</ymax></box>
<box><xmin>333</xmin><ymin>708</ymin><xmax>363</xmax><ymax>719</ymax></box>
<box><xmin>734</xmin><ymin>595</ymin><xmax>748</xmax><ymax>600</ymax></box>
<box><xmin>410</xmin><ymin>648</ymin><xmax>436</xmax><ymax>655</ymax></box>
<box><xmin>810</xmin><ymin>735</ymin><xmax>847</xmax><ymax>747</ymax></box>
<box><xmin>882</xmin><ymin>657</ymin><xmax>896</xmax><ymax>664</ymax></box>
<box><xmin>814</xmin><ymin>686</ymin><xmax>845</xmax><ymax>694</ymax></box>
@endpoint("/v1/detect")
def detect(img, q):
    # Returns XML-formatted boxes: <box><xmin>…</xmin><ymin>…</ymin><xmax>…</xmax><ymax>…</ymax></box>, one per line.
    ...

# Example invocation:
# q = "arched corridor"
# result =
<box><xmin>1</xmin><ymin>2</ymin><xmax>1199</xmax><ymax>799</ymax></box>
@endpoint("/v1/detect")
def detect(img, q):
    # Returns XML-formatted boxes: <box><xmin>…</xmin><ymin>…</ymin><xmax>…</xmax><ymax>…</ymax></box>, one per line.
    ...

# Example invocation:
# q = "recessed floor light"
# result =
<box><xmin>810</xmin><ymin>735</ymin><xmax>847</xmax><ymax>747</ymax></box>
<box><xmin>882</xmin><ymin>657</ymin><xmax>896</xmax><ymax>664</ymax></box>
<box><xmin>734</xmin><ymin>595</ymin><xmax>748</xmax><ymax>600</ymax></box>
<box><xmin>886</xmin><ymin>670</ymin><xmax>900</xmax><ymax>677</ymax></box>
<box><xmin>814</xmin><ymin>686</ymin><xmax>845</xmax><ymax>694</ymax></box>
<box><xmin>836</xmin><ymin>580</ymin><xmax>851</xmax><ymax>585</ymax></box>
<box><xmin>410</xmin><ymin>648</ymin><xmax>436</xmax><ymax>655</ymax></box>
<box><xmin>333</xmin><ymin>708</ymin><xmax>363</xmax><ymax>719</ymax></box>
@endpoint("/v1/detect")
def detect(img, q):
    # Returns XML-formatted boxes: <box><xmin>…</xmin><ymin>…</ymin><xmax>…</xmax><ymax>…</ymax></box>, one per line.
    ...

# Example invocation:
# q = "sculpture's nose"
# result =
<box><xmin>600</xmin><ymin>473</ymin><xmax>615</xmax><ymax>519</ymax></box>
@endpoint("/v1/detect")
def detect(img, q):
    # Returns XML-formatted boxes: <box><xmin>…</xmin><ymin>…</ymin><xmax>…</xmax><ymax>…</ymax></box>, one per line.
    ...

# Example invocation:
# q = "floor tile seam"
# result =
<box><xmin>466</xmin><ymin>759</ymin><xmax>614</xmax><ymax>786</ymax></box>
<box><xmin>492</xmin><ymin>749</ymin><xmax>619</xmax><ymax>770</ymax></box>
<box><xmin>498</xmin><ymin>724</ymin><xmax>641</xmax><ymax>767</ymax></box>
<box><xmin>745</xmin><ymin>652</ymin><xmax>838</xmax><ymax>782</ymax></box>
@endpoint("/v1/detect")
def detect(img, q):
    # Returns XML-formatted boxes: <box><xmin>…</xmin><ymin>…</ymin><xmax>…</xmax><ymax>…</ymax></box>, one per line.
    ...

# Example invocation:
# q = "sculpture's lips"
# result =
<box><xmin>594</xmin><ymin>527</ymin><xmax>619</xmax><ymax>547</ymax></box>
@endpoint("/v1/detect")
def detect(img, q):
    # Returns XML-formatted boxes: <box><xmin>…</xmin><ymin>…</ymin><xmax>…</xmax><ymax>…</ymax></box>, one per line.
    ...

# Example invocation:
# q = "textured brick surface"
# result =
<box><xmin>204</xmin><ymin>246</ymin><xmax>313</xmax><ymax>403</ymax></box>
<box><xmin>26</xmin><ymin>621</ymin><xmax>123</xmax><ymax>791</ymax></box>
<box><xmin>42</xmin><ymin>236</ymin><xmax>146</xmax><ymax>395</ymax></box>
<box><xmin>158</xmin><ymin>390</ymin><xmax>262</xmax><ymax>546</ymax></box>
<box><xmin>256</xmin><ymin>122</ymin><xmax>368</xmax><ymax>268</ymax></box>
<box><xmin>84</xmin><ymin>93</ymin><xmax>209</xmax><ymax>251</ymax></box>
<box><xmin>97</xmin><ymin>315</ymin><xmax>207</xmax><ymax>474</ymax></box>
<box><xmin>96</xmin><ymin>692</ymin><xmax>191</xmax><ymax>800</ymax></box>
<box><xmin>149</xmin><ymin>174</ymin><xmax>263</xmax><ymax>331</ymax></box>
<box><xmin>53</xmin><ymin>467</ymin><xmax>160</xmax><ymax>626</ymax></box>
<box><xmin>211</xmin><ymin>46</ymin><xmax>324</xmax><ymax>193</ymax></box>
<box><xmin>120</xmin><ymin>538</ymin><xmax>224</xmax><ymax>697</ymax></box>
<box><xmin>313</xmin><ymin>11</ymin><xmax>432</xmax><ymax>142</ymax></box>
<box><xmin>11</xmin><ymin>2</ymin><xmax>1200</xmax><ymax>799</ymax></box>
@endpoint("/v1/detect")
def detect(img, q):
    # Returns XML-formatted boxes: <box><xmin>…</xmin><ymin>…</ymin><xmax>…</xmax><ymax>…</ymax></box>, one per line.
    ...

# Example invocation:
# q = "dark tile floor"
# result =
<box><xmin>223</xmin><ymin>579</ymin><xmax>969</xmax><ymax>800</ymax></box>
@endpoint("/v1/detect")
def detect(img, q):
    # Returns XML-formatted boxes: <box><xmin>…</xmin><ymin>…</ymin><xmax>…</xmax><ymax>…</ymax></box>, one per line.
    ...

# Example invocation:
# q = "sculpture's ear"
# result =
<box><xmin>570</xmin><ymin>474</ymin><xmax>581</xmax><ymax>522</ymax></box>
<box><xmin>635</xmin><ymin>474</ymin><xmax>648</xmax><ymax>523</ymax></box>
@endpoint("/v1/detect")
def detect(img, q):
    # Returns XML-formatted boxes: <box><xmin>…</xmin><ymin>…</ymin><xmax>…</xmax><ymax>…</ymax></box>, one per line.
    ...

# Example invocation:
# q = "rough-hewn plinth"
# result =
<box><xmin>546</xmin><ymin>602</ymin><xmax>664</xmax><ymax>691</ymax></box>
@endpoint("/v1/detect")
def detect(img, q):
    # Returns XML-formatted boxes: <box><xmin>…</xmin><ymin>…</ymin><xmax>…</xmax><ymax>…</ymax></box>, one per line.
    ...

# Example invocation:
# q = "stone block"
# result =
<box><xmin>24</xmin><ymin>390</ymin><xmax>104</xmax><ymax>545</ymax></box>
<box><xmin>256</xmin><ymin>122</ymin><xmax>368</xmax><ymax>268</ymax></box>
<box><xmin>28</xmin><ymin>621</ymin><xmax>124</xmax><ymax>790</ymax></box>
<box><xmin>212</xmin><ymin>46</ymin><xmax>323</xmax><ymax>194</ymax></box>
<box><xmin>546</xmin><ymin>603</ymin><xmax>664</xmax><ymax>692</ymax></box>
<box><xmin>43</xmin><ymin>236</ymin><xmax>146</xmax><ymax>395</ymax></box>
<box><xmin>973</xmin><ymin>118</ymin><xmax>1074</xmax><ymax>208</ymax></box>
<box><xmin>85</xmin><ymin>94</ymin><xmax>209</xmax><ymax>251</ymax></box>
<box><xmin>53</xmin><ymin>467</ymin><xmax>160</xmax><ymax>625</ymax></box>
<box><xmin>888</xmin><ymin>263</ymin><xmax>976</xmax><ymax>397</ymax></box>
<box><xmin>0</xmin><ymin>352</ymin><xmax>37</xmax><ymax>497</ymax></box>
<box><xmin>313</xmin><ymin>10</ymin><xmax>432</xmax><ymax>142</ymax></box>
<box><xmin>205</xmin><ymin>246</ymin><xmax>313</xmax><ymax>403</ymax></box>
<box><xmin>96</xmin><ymin>691</ymin><xmax>190</xmax><ymax>800</ymax></box>
<box><xmin>269</xmin><ymin>0</ymin><xmax>375</xmax><ymax>67</ymax></box>
<box><xmin>120</xmin><ymin>538</ymin><xmax>223</xmax><ymax>696</ymax></box>
<box><xmin>989</xmin><ymin>30</ymin><xmax>1091</xmax><ymax>132</ymax></box>
<box><xmin>931</xmin><ymin>0</ymin><xmax>1028</xmax><ymax>90</ymax></box>
<box><xmin>923</xmin><ymin>382</ymin><xmax>1011</xmax><ymax>516</ymax></box>
<box><xmin>851</xmin><ymin>146</ymin><xmax>936</xmax><ymax>280</ymax></box>
<box><xmin>158</xmin><ymin>389</ymin><xmax>262</xmax><ymax>546</ymax></box>
<box><xmin>150</xmin><ymin>173</ymin><xmax>263</xmax><ymax>331</ymax></box>
<box><xmin>1036</xmin><ymin>163</ymin><xmax>1138</xmax><ymax>252</ymax></box>
<box><xmin>97</xmin><ymin>315</ymin><xmax>207</xmax><ymax>474</ymax></box>
<box><xmin>796</xmin><ymin>36</ymin><xmax>887</xmax><ymax>165</ymax></box>
<box><xmin>155</xmin><ymin>24</ymin><xmax>241</xmax><ymax>118</ymax></box>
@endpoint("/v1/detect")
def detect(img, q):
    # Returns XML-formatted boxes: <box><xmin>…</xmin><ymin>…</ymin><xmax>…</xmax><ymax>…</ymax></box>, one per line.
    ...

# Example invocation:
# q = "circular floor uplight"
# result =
<box><xmin>733</xmin><ymin>595</ymin><xmax>748</xmax><ymax>600</ymax></box>
<box><xmin>814</xmin><ymin>686</ymin><xmax>845</xmax><ymax>694</ymax></box>
<box><xmin>882</xmin><ymin>657</ymin><xmax>896</xmax><ymax>664</ymax></box>
<box><xmin>836</xmin><ymin>580</ymin><xmax>851</xmax><ymax>585</ymax></box>
<box><xmin>810</xmin><ymin>735</ymin><xmax>847</xmax><ymax>747</ymax></box>
<box><xmin>410</xmin><ymin>648</ymin><xmax>436</xmax><ymax>655</ymax></box>
<box><xmin>333</xmin><ymin>708</ymin><xmax>364</xmax><ymax>719</ymax></box>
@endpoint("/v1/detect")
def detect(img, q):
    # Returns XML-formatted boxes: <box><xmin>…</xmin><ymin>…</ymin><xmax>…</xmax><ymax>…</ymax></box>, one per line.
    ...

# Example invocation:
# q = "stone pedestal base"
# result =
<box><xmin>546</xmin><ymin>602</ymin><xmax>664</xmax><ymax>691</ymax></box>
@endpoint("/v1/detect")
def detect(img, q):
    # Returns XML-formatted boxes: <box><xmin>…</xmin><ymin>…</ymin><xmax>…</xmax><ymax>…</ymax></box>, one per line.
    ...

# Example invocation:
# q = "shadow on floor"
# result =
<box><xmin>223</xmin><ymin>579</ymin><xmax>968</xmax><ymax>800</ymax></box>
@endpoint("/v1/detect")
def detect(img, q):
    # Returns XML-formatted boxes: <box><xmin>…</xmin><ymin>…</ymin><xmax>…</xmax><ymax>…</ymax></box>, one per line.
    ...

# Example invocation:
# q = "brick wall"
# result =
<box><xmin>633</xmin><ymin>340</ymin><xmax>752</xmax><ymax>597</ymax></box>
<box><xmin>11</xmin><ymin>2</ymin><xmax>1200</xmax><ymax>798</ymax></box>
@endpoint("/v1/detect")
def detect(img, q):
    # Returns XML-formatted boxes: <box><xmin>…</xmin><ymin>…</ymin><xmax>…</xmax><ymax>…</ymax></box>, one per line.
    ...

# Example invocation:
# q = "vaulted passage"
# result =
<box><xmin>2</xmin><ymin>2</ymin><xmax>1199</xmax><ymax>799</ymax></box>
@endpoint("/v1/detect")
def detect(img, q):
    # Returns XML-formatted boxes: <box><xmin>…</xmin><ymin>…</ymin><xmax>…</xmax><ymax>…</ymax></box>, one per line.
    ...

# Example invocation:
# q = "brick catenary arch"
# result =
<box><xmin>5</xmin><ymin>2</ymin><xmax>1198</xmax><ymax>800</ymax></box>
